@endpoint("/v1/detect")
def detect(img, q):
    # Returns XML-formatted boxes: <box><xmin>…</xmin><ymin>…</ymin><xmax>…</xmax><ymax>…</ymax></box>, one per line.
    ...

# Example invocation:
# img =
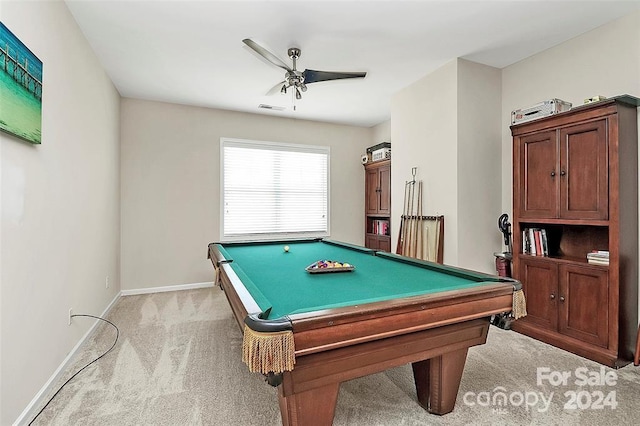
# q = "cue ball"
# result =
<box><xmin>284</xmin><ymin>245</ymin><xmax>290</xmax><ymax>252</ymax></box>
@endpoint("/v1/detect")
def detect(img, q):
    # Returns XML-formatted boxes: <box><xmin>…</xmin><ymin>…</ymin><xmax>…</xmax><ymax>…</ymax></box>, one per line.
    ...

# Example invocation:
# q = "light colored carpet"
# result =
<box><xmin>29</xmin><ymin>288</ymin><xmax>640</xmax><ymax>425</ymax></box>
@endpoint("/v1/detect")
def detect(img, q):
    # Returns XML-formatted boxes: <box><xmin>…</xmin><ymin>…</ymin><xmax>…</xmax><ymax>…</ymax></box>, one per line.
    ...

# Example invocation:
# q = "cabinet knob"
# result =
<box><xmin>560</xmin><ymin>170</ymin><xmax>566</xmax><ymax>176</ymax></box>
<box><xmin>550</xmin><ymin>294</ymin><xmax>555</xmax><ymax>300</ymax></box>
<box><xmin>559</xmin><ymin>296</ymin><xmax>565</xmax><ymax>302</ymax></box>
<box><xmin>550</xmin><ymin>171</ymin><xmax>556</xmax><ymax>177</ymax></box>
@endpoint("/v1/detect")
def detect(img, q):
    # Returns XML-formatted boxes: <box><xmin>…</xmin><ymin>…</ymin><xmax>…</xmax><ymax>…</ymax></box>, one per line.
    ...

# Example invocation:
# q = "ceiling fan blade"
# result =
<box><xmin>303</xmin><ymin>69</ymin><xmax>367</xmax><ymax>84</ymax></box>
<box><xmin>242</xmin><ymin>38</ymin><xmax>292</xmax><ymax>72</ymax></box>
<box><xmin>266</xmin><ymin>81</ymin><xmax>287</xmax><ymax>96</ymax></box>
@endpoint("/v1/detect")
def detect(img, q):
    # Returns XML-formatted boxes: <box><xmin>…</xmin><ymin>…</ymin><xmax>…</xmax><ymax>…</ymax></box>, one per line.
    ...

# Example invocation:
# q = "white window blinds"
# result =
<box><xmin>221</xmin><ymin>138</ymin><xmax>330</xmax><ymax>240</ymax></box>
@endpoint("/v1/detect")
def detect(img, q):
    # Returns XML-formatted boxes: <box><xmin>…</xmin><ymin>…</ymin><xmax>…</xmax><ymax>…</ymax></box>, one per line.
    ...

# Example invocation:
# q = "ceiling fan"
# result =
<box><xmin>242</xmin><ymin>38</ymin><xmax>367</xmax><ymax>104</ymax></box>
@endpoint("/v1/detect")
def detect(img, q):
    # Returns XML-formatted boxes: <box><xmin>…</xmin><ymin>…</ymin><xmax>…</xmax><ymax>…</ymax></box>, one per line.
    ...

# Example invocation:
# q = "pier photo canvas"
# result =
<box><xmin>0</xmin><ymin>21</ymin><xmax>42</xmax><ymax>144</ymax></box>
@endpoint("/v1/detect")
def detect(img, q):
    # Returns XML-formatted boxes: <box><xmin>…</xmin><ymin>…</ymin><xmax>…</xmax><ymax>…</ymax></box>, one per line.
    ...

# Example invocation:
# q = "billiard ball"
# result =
<box><xmin>284</xmin><ymin>245</ymin><xmax>290</xmax><ymax>252</ymax></box>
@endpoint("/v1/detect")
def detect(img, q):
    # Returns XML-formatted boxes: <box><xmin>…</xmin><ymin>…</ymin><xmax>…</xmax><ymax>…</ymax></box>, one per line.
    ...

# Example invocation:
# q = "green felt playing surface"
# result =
<box><xmin>219</xmin><ymin>240</ymin><xmax>502</xmax><ymax>319</ymax></box>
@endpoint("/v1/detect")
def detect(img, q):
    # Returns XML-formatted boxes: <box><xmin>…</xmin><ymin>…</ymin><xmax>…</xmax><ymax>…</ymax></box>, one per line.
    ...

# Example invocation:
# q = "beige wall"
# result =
<box><xmin>391</xmin><ymin>60</ymin><xmax>459</xmax><ymax>263</ymax></box>
<box><xmin>457</xmin><ymin>59</ymin><xmax>502</xmax><ymax>272</ymax></box>
<box><xmin>119</xmin><ymin>99</ymin><xmax>372</xmax><ymax>291</ymax></box>
<box><xmin>0</xmin><ymin>0</ymin><xmax>121</xmax><ymax>424</ymax></box>
<box><xmin>391</xmin><ymin>59</ymin><xmax>502</xmax><ymax>272</ymax></box>
<box><xmin>371</xmin><ymin>120</ymin><xmax>391</xmax><ymax>144</ymax></box>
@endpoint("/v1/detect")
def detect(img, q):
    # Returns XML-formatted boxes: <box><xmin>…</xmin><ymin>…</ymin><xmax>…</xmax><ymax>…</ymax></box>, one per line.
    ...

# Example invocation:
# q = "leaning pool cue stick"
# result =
<box><xmin>403</xmin><ymin>182</ymin><xmax>412</xmax><ymax>256</ymax></box>
<box><xmin>417</xmin><ymin>181</ymin><xmax>424</xmax><ymax>258</ymax></box>
<box><xmin>399</xmin><ymin>181</ymin><xmax>409</xmax><ymax>254</ymax></box>
<box><xmin>409</xmin><ymin>180</ymin><xmax>417</xmax><ymax>257</ymax></box>
<box><xmin>405</xmin><ymin>181</ymin><xmax>413</xmax><ymax>256</ymax></box>
<box><xmin>397</xmin><ymin>181</ymin><xmax>409</xmax><ymax>254</ymax></box>
<box><xmin>414</xmin><ymin>181</ymin><xmax>420</xmax><ymax>259</ymax></box>
<box><xmin>416</xmin><ymin>181</ymin><xmax>423</xmax><ymax>259</ymax></box>
<box><xmin>421</xmin><ymin>182</ymin><xmax>425</xmax><ymax>259</ymax></box>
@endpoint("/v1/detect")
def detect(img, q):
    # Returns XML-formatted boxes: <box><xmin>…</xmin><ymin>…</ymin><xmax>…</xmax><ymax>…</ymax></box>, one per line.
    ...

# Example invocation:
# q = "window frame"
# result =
<box><xmin>219</xmin><ymin>137</ymin><xmax>331</xmax><ymax>242</ymax></box>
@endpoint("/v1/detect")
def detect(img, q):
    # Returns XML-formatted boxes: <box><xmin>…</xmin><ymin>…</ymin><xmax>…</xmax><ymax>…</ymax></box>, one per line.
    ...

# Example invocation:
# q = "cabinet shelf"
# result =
<box><xmin>517</xmin><ymin>253</ymin><xmax>609</xmax><ymax>268</ymax></box>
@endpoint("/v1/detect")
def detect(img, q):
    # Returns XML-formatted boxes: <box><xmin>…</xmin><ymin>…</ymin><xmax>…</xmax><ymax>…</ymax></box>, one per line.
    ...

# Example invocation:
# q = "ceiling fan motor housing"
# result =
<box><xmin>287</xmin><ymin>48</ymin><xmax>301</xmax><ymax>60</ymax></box>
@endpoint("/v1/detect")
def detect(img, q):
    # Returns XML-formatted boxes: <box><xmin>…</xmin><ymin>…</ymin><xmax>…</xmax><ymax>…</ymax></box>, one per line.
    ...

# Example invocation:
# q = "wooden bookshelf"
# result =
<box><xmin>511</xmin><ymin>96</ymin><xmax>639</xmax><ymax>367</ymax></box>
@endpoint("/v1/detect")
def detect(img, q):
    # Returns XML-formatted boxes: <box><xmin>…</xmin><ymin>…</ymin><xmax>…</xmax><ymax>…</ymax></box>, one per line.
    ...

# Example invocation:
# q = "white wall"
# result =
<box><xmin>0</xmin><ymin>1</ymin><xmax>121</xmax><ymax>424</ymax></box>
<box><xmin>119</xmin><ymin>98</ymin><xmax>372</xmax><ymax>291</ymax></box>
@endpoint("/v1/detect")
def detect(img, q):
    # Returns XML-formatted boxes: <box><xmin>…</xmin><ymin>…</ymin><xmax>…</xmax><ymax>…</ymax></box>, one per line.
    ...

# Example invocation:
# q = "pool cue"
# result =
<box><xmin>401</xmin><ymin>181</ymin><xmax>411</xmax><ymax>255</ymax></box>
<box><xmin>405</xmin><ymin>182</ymin><xmax>413</xmax><ymax>256</ymax></box>
<box><xmin>397</xmin><ymin>181</ymin><xmax>409</xmax><ymax>254</ymax></box>
<box><xmin>416</xmin><ymin>181</ymin><xmax>422</xmax><ymax>259</ymax></box>
<box><xmin>411</xmin><ymin>181</ymin><xmax>418</xmax><ymax>258</ymax></box>
<box><xmin>410</xmin><ymin>181</ymin><xmax>417</xmax><ymax>257</ymax></box>
<box><xmin>418</xmin><ymin>181</ymin><xmax>424</xmax><ymax>259</ymax></box>
<box><xmin>407</xmin><ymin>180</ymin><xmax>416</xmax><ymax>257</ymax></box>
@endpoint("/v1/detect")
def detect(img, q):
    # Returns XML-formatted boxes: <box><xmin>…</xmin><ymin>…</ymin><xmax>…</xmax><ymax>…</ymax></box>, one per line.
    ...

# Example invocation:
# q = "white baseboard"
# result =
<box><xmin>120</xmin><ymin>281</ymin><xmax>215</xmax><ymax>296</ymax></box>
<box><xmin>14</xmin><ymin>292</ymin><xmax>121</xmax><ymax>426</ymax></box>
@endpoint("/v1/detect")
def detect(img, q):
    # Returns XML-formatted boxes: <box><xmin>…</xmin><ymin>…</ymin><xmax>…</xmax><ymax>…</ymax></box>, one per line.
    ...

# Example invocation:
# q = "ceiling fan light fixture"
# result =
<box><xmin>295</xmin><ymin>87</ymin><xmax>302</xmax><ymax>100</ymax></box>
<box><xmin>280</xmin><ymin>84</ymin><xmax>287</xmax><ymax>95</ymax></box>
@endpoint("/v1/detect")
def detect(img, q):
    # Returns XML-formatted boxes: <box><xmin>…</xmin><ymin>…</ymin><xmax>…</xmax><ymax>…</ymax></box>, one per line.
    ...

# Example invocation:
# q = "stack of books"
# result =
<box><xmin>587</xmin><ymin>250</ymin><xmax>609</xmax><ymax>266</ymax></box>
<box><xmin>371</xmin><ymin>220</ymin><xmax>389</xmax><ymax>236</ymax></box>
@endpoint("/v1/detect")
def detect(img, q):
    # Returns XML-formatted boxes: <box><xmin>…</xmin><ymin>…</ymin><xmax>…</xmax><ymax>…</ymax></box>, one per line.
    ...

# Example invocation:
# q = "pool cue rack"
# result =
<box><xmin>396</xmin><ymin>167</ymin><xmax>444</xmax><ymax>263</ymax></box>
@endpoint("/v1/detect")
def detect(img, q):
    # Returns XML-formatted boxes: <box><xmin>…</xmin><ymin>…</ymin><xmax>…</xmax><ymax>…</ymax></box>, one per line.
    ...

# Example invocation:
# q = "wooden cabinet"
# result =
<box><xmin>511</xmin><ymin>96</ymin><xmax>639</xmax><ymax>367</ymax></box>
<box><xmin>519</xmin><ymin>120</ymin><xmax>608</xmax><ymax>220</ymax></box>
<box><xmin>519</xmin><ymin>257</ymin><xmax>609</xmax><ymax>348</ymax></box>
<box><xmin>364</xmin><ymin>160</ymin><xmax>391</xmax><ymax>251</ymax></box>
<box><xmin>366</xmin><ymin>160</ymin><xmax>390</xmax><ymax>215</ymax></box>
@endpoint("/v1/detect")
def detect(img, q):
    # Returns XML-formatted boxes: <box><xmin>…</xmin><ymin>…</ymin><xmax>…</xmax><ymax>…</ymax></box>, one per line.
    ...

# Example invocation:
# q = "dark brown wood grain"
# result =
<box><xmin>511</xmin><ymin>97</ymin><xmax>639</xmax><ymax>367</ymax></box>
<box><xmin>364</xmin><ymin>160</ymin><xmax>391</xmax><ymax>251</ymax></box>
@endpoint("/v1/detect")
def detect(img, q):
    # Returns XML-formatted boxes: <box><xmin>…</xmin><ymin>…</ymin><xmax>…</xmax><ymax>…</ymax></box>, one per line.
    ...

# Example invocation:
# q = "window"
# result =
<box><xmin>221</xmin><ymin>138</ymin><xmax>330</xmax><ymax>241</ymax></box>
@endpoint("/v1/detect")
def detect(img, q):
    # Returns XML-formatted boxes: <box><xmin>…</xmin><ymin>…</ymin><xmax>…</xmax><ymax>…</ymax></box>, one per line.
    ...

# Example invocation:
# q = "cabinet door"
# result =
<box><xmin>378</xmin><ymin>163</ymin><xmax>391</xmax><ymax>215</ymax></box>
<box><xmin>558</xmin><ymin>264</ymin><xmax>609</xmax><ymax>347</ymax></box>
<box><xmin>519</xmin><ymin>257</ymin><xmax>558</xmax><ymax>330</ymax></box>
<box><xmin>365</xmin><ymin>235</ymin><xmax>391</xmax><ymax>252</ymax></box>
<box><xmin>365</xmin><ymin>167</ymin><xmax>380</xmax><ymax>215</ymax></box>
<box><xmin>378</xmin><ymin>236</ymin><xmax>391</xmax><ymax>252</ymax></box>
<box><xmin>519</xmin><ymin>131</ymin><xmax>559</xmax><ymax>218</ymax></box>
<box><xmin>559</xmin><ymin>120</ymin><xmax>608</xmax><ymax>220</ymax></box>
<box><xmin>365</xmin><ymin>234</ymin><xmax>377</xmax><ymax>250</ymax></box>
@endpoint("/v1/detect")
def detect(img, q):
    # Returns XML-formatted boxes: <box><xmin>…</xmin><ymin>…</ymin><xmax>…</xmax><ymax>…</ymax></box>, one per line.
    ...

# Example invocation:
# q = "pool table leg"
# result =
<box><xmin>278</xmin><ymin>382</ymin><xmax>340</xmax><ymax>426</ymax></box>
<box><xmin>412</xmin><ymin>348</ymin><xmax>469</xmax><ymax>415</ymax></box>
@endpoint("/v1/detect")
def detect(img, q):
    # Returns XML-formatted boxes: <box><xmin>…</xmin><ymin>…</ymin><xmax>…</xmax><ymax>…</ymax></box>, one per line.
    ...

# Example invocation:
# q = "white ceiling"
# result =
<box><xmin>65</xmin><ymin>0</ymin><xmax>640</xmax><ymax>127</ymax></box>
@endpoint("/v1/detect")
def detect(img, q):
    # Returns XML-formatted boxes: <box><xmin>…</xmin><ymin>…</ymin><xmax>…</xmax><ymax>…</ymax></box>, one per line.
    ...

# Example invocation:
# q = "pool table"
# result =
<box><xmin>207</xmin><ymin>239</ymin><xmax>523</xmax><ymax>425</ymax></box>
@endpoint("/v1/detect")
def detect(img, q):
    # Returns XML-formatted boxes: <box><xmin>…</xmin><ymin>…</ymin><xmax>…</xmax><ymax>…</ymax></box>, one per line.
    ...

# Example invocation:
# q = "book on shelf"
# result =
<box><xmin>522</xmin><ymin>227</ymin><xmax>549</xmax><ymax>256</ymax></box>
<box><xmin>371</xmin><ymin>220</ymin><xmax>389</xmax><ymax>236</ymax></box>
<box><xmin>586</xmin><ymin>250</ymin><xmax>609</xmax><ymax>265</ymax></box>
<box><xmin>586</xmin><ymin>250</ymin><xmax>609</xmax><ymax>259</ymax></box>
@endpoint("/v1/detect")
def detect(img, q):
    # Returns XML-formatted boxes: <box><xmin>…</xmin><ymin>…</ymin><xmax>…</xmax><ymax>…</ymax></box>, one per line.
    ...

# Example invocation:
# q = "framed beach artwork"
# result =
<box><xmin>0</xmin><ymin>21</ymin><xmax>42</xmax><ymax>144</ymax></box>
